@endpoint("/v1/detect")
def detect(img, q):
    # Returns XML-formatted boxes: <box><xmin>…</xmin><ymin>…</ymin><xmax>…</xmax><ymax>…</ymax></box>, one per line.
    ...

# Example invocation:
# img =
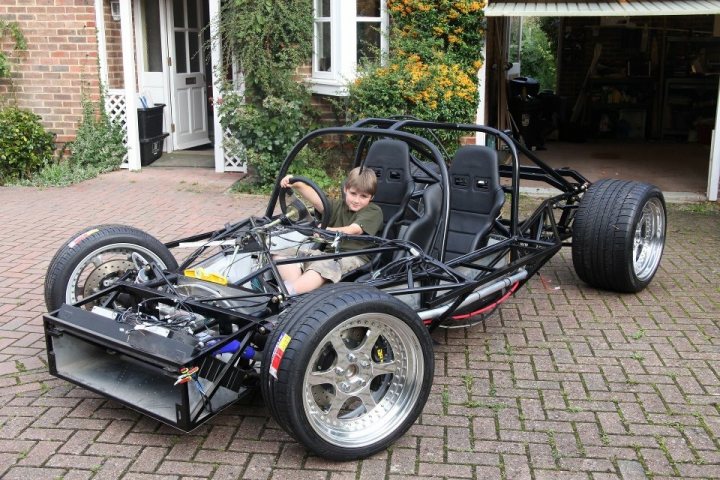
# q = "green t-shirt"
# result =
<box><xmin>327</xmin><ymin>197</ymin><xmax>383</xmax><ymax>254</ymax></box>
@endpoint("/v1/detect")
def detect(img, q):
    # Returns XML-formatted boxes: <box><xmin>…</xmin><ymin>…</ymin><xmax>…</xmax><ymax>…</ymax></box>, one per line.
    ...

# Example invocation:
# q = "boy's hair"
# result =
<box><xmin>345</xmin><ymin>166</ymin><xmax>377</xmax><ymax>195</ymax></box>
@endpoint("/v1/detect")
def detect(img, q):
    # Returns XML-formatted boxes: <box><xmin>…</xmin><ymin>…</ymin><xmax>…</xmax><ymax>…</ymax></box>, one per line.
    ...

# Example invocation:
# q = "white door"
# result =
<box><xmin>168</xmin><ymin>0</ymin><xmax>209</xmax><ymax>149</ymax></box>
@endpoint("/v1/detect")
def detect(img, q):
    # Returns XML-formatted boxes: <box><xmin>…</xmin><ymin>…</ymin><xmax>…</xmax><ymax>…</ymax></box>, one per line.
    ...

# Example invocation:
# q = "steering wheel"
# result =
<box><xmin>279</xmin><ymin>176</ymin><xmax>332</xmax><ymax>229</ymax></box>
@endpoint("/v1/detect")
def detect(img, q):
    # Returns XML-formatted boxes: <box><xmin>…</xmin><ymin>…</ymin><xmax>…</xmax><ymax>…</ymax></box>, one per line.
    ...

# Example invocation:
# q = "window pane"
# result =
<box><xmin>143</xmin><ymin>0</ymin><xmax>162</xmax><ymax>72</ymax></box>
<box><xmin>173</xmin><ymin>0</ymin><xmax>185</xmax><ymax>28</ymax></box>
<box><xmin>187</xmin><ymin>0</ymin><xmax>198</xmax><ymax>28</ymax></box>
<box><xmin>357</xmin><ymin>0</ymin><xmax>380</xmax><ymax>17</ymax></box>
<box><xmin>318</xmin><ymin>0</ymin><xmax>330</xmax><ymax>17</ymax></box>
<box><xmin>189</xmin><ymin>32</ymin><xmax>200</xmax><ymax>72</ymax></box>
<box><xmin>175</xmin><ymin>32</ymin><xmax>187</xmax><ymax>73</ymax></box>
<box><xmin>317</xmin><ymin>21</ymin><xmax>331</xmax><ymax>71</ymax></box>
<box><xmin>357</xmin><ymin>22</ymin><xmax>380</xmax><ymax>64</ymax></box>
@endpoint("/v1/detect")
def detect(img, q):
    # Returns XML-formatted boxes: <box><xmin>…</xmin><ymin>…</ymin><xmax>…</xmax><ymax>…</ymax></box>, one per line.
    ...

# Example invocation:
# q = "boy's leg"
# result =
<box><xmin>273</xmin><ymin>247</ymin><xmax>306</xmax><ymax>283</ymax></box>
<box><xmin>276</xmin><ymin>261</ymin><xmax>303</xmax><ymax>282</ymax></box>
<box><xmin>292</xmin><ymin>270</ymin><xmax>327</xmax><ymax>294</ymax></box>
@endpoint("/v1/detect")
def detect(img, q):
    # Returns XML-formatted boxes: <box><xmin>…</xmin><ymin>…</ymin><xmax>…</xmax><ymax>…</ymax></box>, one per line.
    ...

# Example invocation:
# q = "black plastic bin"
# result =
<box><xmin>138</xmin><ymin>103</ymin><xmax>166</xmax><ymax>140</ymax></box>
<box><xmin>507</xmin><ymin>77</ymin><xmax>544</xmax><ymax>149</ymax></box>
<box><xmin>140</xmin><ymin>132</ymin><xmax>169</xmax><ymax>166</ymax></box>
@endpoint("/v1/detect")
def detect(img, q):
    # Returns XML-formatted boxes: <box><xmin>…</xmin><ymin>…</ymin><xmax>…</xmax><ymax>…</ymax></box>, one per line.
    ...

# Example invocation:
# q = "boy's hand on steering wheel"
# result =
<box><xmin>280</xmin><ymin>175</ymin><xmax>294</xmax><ymax>189</ymax></box>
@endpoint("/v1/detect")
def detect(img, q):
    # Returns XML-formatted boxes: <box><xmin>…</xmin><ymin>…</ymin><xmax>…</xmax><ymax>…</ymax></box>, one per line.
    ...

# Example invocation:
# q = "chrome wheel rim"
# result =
<box><xmin>302</xmin><ymin>313</ymin><xmax>424</xmax><ymax>448</ymax></box>
<box><xmin>66</xmin><ymin>243</ymin><xmax>170</xmax><ymax>307</ymax></box>
<box><xmin>633</xmin><ymin>198</ymin><xmax>665</xmax><ymax>282</ymax></box>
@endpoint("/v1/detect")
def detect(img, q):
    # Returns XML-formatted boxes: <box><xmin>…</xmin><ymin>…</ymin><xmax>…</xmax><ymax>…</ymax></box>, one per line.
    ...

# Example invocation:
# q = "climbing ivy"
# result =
<box><xmin>218</xmin><ymin>0</ymin><xmax>322</xmax><ymax>190</ymax></box>
<box><xmin>0</xmin><ymin>20</ymin><xmax>26</xmax><ymax>80</ymax></box>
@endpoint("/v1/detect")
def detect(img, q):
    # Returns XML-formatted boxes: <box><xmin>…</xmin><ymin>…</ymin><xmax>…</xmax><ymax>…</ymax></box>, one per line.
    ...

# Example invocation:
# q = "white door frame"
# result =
<box><xmin>209</xmin><ymin>0</ymin><xmax>223</xmax><ymax>171</ymax></box>
<box><xmin>708</xmin><ymin>76</ymin><xmax>720</xmax><ymax>201</ymax></box>
<box><xmin>120</xmin><ymin>0</ymin><xmax>141</xmax><ymax>170</ymax></box>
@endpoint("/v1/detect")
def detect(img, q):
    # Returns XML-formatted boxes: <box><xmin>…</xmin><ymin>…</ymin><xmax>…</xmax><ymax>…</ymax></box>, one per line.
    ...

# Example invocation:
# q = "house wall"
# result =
<box><xmin>0</xmin><ymin>0</ymin><xmax>101</xmax><ymax>146</ymax></box>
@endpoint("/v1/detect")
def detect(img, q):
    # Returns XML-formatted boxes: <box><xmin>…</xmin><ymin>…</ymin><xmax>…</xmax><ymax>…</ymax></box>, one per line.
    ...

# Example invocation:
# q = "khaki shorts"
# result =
<box><xmin>274</xmin><ymin>245</ymin><xmax>366</xmax><ymax>283</ymax></box>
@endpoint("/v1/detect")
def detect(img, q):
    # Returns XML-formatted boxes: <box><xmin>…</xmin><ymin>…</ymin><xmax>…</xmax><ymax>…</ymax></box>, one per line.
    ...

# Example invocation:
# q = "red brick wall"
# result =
<box><xmin>0</xmin><ymin>0</ymin><xmax>101</xmax><ymax>145</ymax></box>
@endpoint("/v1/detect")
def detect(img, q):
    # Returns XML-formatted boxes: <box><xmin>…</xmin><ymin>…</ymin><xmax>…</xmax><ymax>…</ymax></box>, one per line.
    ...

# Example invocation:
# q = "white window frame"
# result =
<box><xmin>310</xmin><ymin>0</ymin><xmax>388</xmax><ymax>96</ymax></box>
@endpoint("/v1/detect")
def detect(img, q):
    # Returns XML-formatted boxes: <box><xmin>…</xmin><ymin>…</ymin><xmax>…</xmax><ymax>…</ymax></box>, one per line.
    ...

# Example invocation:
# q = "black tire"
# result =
<box><xmin>261</xmin><ymin>284</ymin><xmax>434</xmax><ymax>460</ymax></box>
<box><xmin>44</xmin><ymin>224</ymin><xmax>178</xmax><ymax>311</ymax></box>
<box><xmin>572</xmin><ymin>179</ymin><xmax>666</xmax><ymax>293</ymax></box>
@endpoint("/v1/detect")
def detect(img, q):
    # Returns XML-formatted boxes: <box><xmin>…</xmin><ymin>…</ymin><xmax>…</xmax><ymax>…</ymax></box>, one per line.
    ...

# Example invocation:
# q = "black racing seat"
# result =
<box><xmin>444</xmin><ymin>145</ymin><xmax>505</xmax><ymax>260</ymax></box>
<box><xmin>362</xmin><ymin>139</ymin><xmax>414</xmax><ymax>239</ymax></box>
<box><xmin>397</xmin><ymin>183</ymin><xmax>443</xmax><ymax>255</ymax></box>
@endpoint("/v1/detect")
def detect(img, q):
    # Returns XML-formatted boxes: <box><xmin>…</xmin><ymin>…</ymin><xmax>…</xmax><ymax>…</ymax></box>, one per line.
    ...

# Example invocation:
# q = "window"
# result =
<box><xmin>311</xmin><ymin>0</ymin><xmax>388</xmax><ymax>96</ymax></box>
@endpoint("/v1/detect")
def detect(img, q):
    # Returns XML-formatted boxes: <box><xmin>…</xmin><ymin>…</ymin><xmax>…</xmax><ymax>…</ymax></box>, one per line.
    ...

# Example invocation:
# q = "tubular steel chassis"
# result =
<box><xmin>44</xmin><ymin>120</ymin><xmax>590</xmax><ymax>432</ymax></box>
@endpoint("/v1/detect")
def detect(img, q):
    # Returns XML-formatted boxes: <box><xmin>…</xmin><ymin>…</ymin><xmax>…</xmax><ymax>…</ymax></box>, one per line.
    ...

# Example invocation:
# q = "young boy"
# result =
<box><xmin>277</xmin><ymin>167</ymin><xmax>383</xmax><ymax>295</ymax></box>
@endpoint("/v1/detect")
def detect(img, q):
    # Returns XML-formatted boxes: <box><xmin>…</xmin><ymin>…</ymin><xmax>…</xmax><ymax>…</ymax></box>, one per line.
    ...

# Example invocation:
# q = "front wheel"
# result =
<box><xmin>572</xmin><ymin>179</ymin><xmax>666</xmax><ymax>293</ymax></box>
<box><xmin>44</xmin><ymin>224</ymin><xmax>178</xmax><ymax>311</ymax></box>
<box><xmin>261</xmin><ymin>285</ymin><xmax>434</xmax><ymax>460</ymax></box>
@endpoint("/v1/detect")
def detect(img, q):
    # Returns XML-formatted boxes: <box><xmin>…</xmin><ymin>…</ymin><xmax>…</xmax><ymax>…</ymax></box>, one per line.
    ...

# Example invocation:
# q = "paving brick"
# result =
<box><xmin>418</xmin><ymin>460</ymin><xmax>474</xmax><ymax>478</ymax></box>
<box><xmin>17</xmin><ymin>440</ymin><xmax>61</xmax><ymax>467</ymax></box>
<box><xmin>157</xmin><ymin>460</ymin><xmax>214</xmax><ymax>476</ymax></box>
<box><xmin>242</xmin><ymin>453</ymin><xmax>276</xmax><ymax>480</ymax></box>
<box><xmin>130</xmin><ymin>446</ymin><xmax>169</xmax><ymax>473</ymax></box>
<box><xmin>3</xmin><ymin>466</ymin><xmax>67</xmax><ymax>480</ymax></box>
<box><xmin>389</xmin><ymin>447</ymin><xmax>418</xmax><ymax>474</ymax></box>
<box><xmin>213</xmin><ymin>464</ymin><xmax>247</xmax><ymax>480</ymax></box>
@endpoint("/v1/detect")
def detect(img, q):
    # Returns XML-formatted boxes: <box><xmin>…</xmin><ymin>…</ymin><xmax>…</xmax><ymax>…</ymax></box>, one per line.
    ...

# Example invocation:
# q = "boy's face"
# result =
<box><xmin>344</xmin><ymin>186</ymin><xmax>373</xmax><ymax>212</ymax></box>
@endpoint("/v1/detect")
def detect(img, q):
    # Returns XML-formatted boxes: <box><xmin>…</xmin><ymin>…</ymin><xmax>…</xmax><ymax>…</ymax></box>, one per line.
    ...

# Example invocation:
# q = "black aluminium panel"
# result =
<box><xmin>44</xmin><ymin>304</ymin><xmax>250</xmax><ymax>431</ymax></box>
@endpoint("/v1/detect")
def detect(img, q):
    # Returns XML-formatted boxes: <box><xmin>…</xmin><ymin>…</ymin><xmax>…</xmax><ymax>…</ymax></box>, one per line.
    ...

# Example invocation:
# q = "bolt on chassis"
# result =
<box><xmin>43</xmin><ymin>119</ymin><xmax>667</xmax><ymax>460</ymax></box>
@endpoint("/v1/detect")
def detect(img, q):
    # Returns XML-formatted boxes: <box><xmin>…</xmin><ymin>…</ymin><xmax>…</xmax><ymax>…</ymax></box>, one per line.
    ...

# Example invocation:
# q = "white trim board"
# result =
<box><xmin>484</xmin><ymin>1</ymin><xmax>720</xmax><ymax>17</ymax></box>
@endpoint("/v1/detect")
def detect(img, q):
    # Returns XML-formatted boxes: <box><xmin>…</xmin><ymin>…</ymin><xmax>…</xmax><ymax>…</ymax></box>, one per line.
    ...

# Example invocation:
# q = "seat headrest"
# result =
<box><xmin>449</xmin><ymin>145</ymin><xmax>501</xmax><ymax>214</ymax></box>
<box><xmin>449</xmin><ymin>145</ymin><xmax>500</xmax><ymax>183</ymax></box>
<box><xmin>362</xmin><ymin>139</ymin><xmax>413</xmax><ymax>219</ymax></box>
<box><xmin>364</xmin><ymin>139</ymin><xmax>412</xmax><ymax>175</ymax></box>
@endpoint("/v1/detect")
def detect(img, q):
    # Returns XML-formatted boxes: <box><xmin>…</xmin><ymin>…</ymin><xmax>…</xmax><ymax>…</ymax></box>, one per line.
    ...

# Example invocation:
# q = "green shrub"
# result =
<box><xmin>219</xmin><ymin>0</ymin><xmax>316</xmax><ymax>191</ymax></box>
<box><xmin>0</xmin><ymin>106</ymin><xmax>55</xmax><ymax>183</ymax></box>
<box><xmin>345</xmin><ymin>0</ymin><xmax>485</xmax><ymax>149</ymax></box>
<box><xmin>19</xmin><ymin>161</ymin><xmax>108</xmax><ymax>188</ymax></box>
<box><xmin>520</xmin><ymin>18</ymin><xmax>557</xmax><ymax>91</ymax></box>
<box><xmin>69</xmin><ymin>96</ymin><xmax>126</xmax><ymax>171</ymax></box>
<box><xmin>221</xmin><ymin>92</ymin><xmax>316</xmax><ymax>189</ymax></box>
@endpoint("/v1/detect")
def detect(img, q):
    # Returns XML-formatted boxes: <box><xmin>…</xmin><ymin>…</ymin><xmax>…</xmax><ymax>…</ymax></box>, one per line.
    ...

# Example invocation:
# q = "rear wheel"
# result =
<box><xmin>44</xmin><ymin>224</ymin><xmax>178</xmax><ymax>311</ymax></box>
<box><xmin>261</xmin><ymin>284</ymin><xmax>434</xmax><ymax>460</ymax></box>
<box><xmin>572</xmin><ymin>179</ymin><xmax>666</xmax><ymax>293</ymax></box>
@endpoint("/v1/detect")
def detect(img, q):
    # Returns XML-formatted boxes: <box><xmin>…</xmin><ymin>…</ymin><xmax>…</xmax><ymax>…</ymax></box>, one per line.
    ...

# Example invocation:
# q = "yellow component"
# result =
<box><xmin>376</xmin><ymin>347</ymin><xmax>384</xmax><ymax>362</ymax></box>
<box><xmin>183</xmin><ymin>268</ymin><xmax>228</xmax><ymax>286</ymax></box>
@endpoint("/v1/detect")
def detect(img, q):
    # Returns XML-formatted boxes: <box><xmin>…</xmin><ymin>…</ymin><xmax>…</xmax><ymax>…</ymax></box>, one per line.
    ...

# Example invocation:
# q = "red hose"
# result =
<box><xmin>424</xmin><ymin>282</ymin><xmax>520</xmax><ymax>325</ymax></box>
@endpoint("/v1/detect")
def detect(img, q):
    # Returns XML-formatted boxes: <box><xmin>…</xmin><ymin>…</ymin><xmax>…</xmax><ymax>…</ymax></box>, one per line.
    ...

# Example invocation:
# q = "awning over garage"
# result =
<box><xmin>484</xmin><ymin>1</ymin><xmax>720</xmax><ymax>17</ymax></box>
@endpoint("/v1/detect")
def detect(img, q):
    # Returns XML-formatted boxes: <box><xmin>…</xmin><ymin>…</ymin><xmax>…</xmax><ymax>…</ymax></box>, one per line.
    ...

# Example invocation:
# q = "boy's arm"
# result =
<box><xmin>280</xmin><ymin>175</ymin><xmax>326</xmax><ymax>213</ymax></box>
<box><xmin>327</xmin><ymin>224</ymin><xmax>363</xmax><ymax>235</ymax></box>
<box><xmin>326</xmin><ymin>204</ymin><xmax>382</xmax><ymax>236</ymax></box>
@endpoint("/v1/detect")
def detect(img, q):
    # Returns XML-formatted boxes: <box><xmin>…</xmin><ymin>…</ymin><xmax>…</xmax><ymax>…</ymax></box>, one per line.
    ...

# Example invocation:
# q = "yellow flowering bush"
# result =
<box><xmin>347</xmin><ymin>1</ymin><xmax>486</xmax><ymax>135</ymax></box>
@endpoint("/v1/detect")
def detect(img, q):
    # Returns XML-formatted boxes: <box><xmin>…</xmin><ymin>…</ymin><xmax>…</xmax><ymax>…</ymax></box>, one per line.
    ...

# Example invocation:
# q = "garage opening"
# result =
<box><xmin>484</xmin><ymin>2</ymin><xmax>720</xmax><ymax>200</ymax></box>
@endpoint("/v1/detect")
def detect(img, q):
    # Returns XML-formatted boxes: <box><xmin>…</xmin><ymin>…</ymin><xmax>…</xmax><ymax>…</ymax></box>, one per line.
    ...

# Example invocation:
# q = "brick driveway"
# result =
<box><xmin>0</xmin><ymin>168</ymin><xmax>718</xmax><ymax>480</ymax></box>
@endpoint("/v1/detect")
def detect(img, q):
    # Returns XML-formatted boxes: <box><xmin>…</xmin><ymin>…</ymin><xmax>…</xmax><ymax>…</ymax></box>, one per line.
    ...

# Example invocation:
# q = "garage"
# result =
<box><xmin>481</xmin><ymin>1</ymin><xmax>720</xmax><ymax>201</ymax></box>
